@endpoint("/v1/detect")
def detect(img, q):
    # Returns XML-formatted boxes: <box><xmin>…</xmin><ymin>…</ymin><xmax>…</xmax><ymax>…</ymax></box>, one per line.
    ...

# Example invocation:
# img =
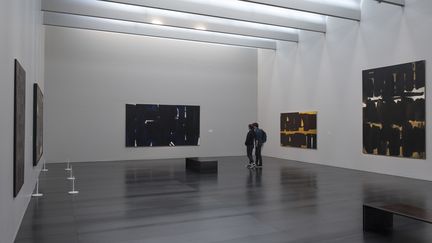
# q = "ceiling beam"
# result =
<box><xmin>101</xmin><ymin>0</ymin><xmax>326</xmax><ymax>33</ymax></box>
<box><xmin>240</xmin><ymin>0</ymin><xmax>361</xmax><ymax>21</ymax></box>
<box><xmin>42</xmin><ymin>0</ymin><xmax>298</xmax><ymax>42</ymax></box>
<box><xmin>43</xmin><ymin>12</ymin><xmax>278</xmax><ymax>50</ymax></box>
<box><xmin>375</xmin><ymin>0</ymin><xmax>405</xmax><ymax>7</ymax></box>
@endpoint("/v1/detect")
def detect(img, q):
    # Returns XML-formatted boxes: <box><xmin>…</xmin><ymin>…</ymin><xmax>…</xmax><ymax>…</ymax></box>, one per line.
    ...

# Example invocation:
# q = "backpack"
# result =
<box><xmin>256</xmin><ymin>128</ymin><xmax>267</xmax><ymax>143</ymax></box>
<box><xmin>262</xmin><ymin>130</ymin><xmax>267</xmax><ymax>143</ymax></box>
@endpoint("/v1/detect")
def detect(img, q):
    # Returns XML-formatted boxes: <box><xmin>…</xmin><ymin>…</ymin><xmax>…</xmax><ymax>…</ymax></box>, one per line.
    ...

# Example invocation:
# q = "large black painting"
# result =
<box><xmin>126</xmin><ymin>104</ymin><xmax>200</xmax><ymax>147</ymax></box>
<box><xmin>33</xmin><ymin>83</ymin><xmax>43</xmax><ymax>166</ymax></box>
<box><xmin>363</xmin><ymin>61</ymin><xmax>426</xmax><ymax>159</ymax></box>
<box><xmin>14</xmin><ymin>59</ymin><xmax>26</xmax><ymax>197</ymax></box>
<box><xmin>281</xmin><ymin>111</ymin><xmax>317</xmax><ymax>149</ymax></box>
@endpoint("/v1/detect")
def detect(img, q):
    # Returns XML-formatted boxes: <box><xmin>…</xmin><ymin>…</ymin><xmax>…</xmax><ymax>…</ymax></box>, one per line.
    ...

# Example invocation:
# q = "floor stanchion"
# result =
<box><xmin>32</xmin><ymin>178</ymin><xmax>43</xmax><ymax>197</ymax></box>
<box><xmin>68</xmin><ymin>177</ymin><xmax>79</xmax><ymax>195</ymax></box>
<box><xmin>42</xmin><ymin>159</ymin><xmax>48</xmax><ymax>172</ymax></box>
<box><xmin>67</xmin><ymin>166</ymin><xmax>75</xmax><ymax>180</ymax></box>
<box><xmin>65</xmin><ymin>158</ymin><xmax>71</xmax><ymax>171</ymax></box>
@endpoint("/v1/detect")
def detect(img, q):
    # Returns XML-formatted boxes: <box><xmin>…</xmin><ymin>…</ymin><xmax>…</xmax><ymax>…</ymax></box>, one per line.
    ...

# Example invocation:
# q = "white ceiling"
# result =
<box><xmin>41</xmin><ymin>0</ymin><xmax>404</xmax><ymax>49</ymax></box>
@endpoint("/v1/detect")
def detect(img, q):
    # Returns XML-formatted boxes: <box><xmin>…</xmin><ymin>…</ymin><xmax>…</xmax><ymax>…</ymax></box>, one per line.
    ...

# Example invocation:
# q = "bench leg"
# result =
<box><xmin>363</xmin><ymin>205</ymin><xmax>393</xmax><ymax>232</ymax></box>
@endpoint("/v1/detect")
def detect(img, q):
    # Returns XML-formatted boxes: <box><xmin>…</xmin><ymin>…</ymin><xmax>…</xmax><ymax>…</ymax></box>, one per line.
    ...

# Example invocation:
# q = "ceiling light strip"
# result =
<box><xmin>240</xmin><ymin>0</ymin><xmax>361</xmax><ymax>21</ymax></box>
<box><xmin>100</xmin><ymin>0</ymin><xmax>326</xmax><ymax>33</ymax></box>
<box><xmin>41</xmin><ymin>0</ymin><xmax>298</xmax><ymax>42</ymax></box>
<box><xmin>43</xmin><ymin>12</ymin><xmax>277</xmax><ymax>50</ymax></box>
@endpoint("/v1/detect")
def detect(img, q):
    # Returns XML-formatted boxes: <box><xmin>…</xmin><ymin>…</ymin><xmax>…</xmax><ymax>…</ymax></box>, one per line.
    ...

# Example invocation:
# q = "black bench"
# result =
<box><xmin>185</xmin><ymin>157</ymin><xmax>218</xmax><ymax>173</ymax></box>
<box><xmin>363</xmin><ymin>202</ymin><xmax>432</xmax><ymax>232</ymax></box>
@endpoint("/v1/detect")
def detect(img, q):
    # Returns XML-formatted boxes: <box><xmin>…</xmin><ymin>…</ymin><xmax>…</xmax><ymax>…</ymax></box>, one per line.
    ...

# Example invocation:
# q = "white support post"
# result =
<box><xmin>68</xmin><ymin>177</ymin><xmax>79</xmax><ymax>195</ymax></box>
<box><xmin>67</xmin><ymin>166</ymin><xmax>75</xmax><ymax>180</ymax></box>
<box><xmin>42</xmin><ymin>159</ymin><xmax>48</xmax><ymax>172</ymax></box>
<box><xmin>65</xmin><ymin>158</ymin><xmax>71</xmax><ymax>171</ymax></box>
<box><xmin>32</xmin><ymin>178</ymin><xmax>43</xmax><ymax>197</ymax></box>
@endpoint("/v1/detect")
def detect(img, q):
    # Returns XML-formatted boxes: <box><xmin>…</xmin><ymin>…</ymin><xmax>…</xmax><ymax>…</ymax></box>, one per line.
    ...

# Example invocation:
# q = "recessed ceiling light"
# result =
<box><xmin>195</xmin><ymin>25</ymin><xmax>207</xmax><ymax>31</ymax></box>
<box><xmin>151</xmin><ymin>19</ymin><xmax>163</xmax><ymax>25</ymax></box>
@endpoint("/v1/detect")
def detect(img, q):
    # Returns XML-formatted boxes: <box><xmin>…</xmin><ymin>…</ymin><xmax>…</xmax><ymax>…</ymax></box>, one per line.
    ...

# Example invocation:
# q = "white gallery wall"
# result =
<box><xmin>0</xmin><ymin>0</ymin><xmax>45</xmax><ymax>242</ymax></box>
<box><xmin>258</xmin><ymin>0</ymin><xmax>432</xmax><ymax>181</ymax></box>
<box><xmin>45</xmin><ymin>26</ymin><xmax>257</xmax><ymax>163</ymax></box>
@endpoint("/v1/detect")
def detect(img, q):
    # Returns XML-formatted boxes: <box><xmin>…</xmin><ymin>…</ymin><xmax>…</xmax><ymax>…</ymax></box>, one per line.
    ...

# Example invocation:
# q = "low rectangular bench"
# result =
<box><xmin>363</xmin><ymin>202</ymin><xmax>432</xmax><ymax>232</ymax></box>
<box><xmin>185</xmin><ymin>157</ymin><xmax>218</xmax><ymax>173</ymax></box>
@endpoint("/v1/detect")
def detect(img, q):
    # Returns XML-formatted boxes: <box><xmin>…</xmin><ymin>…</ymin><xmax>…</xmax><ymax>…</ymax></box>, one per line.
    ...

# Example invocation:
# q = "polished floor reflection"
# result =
<box><xmin>15</xmin><ymin>157</ymin><xmax>432</xmax><ymax>243</ymax></box>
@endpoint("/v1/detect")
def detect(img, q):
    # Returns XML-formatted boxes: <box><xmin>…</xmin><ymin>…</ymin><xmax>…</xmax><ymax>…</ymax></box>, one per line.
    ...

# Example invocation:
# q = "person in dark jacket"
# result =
<box><xmin>253</xmin><ymin>122</ymin><xmax>264</xmax><ymax>167</ymax></box>
<box><xmin>245</xmin><ymin>124</ymin><xmax>255</xmax><ymax>167</ymax></box>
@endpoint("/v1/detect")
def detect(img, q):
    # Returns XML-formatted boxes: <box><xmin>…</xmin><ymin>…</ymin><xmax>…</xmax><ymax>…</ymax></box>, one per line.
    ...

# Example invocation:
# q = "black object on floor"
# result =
<box><xmin>363</xmin><ymin>202</ymin><xmax>432</xmax><ymax>232</ymax></box>
<box><xmin>185</xmin><ymin>157</ymin><xmax>218</xmax><ymax>173</ymax></box>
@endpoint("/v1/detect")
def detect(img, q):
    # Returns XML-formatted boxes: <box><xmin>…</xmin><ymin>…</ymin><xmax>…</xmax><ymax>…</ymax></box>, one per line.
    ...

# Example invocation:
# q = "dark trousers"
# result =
<box><xmin>246</xmin><ymin>145</ymin><xmax>254</xmax><ymax>163</ymax></box>
<box><xmin>255</xmin><ymin>143</ymin><xmax>263</xmax><ymax>166</ymax></box>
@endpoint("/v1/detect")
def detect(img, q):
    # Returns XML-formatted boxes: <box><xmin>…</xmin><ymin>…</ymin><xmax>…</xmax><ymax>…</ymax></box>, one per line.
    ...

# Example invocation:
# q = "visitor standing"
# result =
<box><xmin>245</xmin><ymin>124</ymin><xmax>255</xmax><ymax>167</ymax></box>
<box><xmin>253</xmin><ymin>122</ymin><xmax>266</xmax><ymax>167</ymax></box>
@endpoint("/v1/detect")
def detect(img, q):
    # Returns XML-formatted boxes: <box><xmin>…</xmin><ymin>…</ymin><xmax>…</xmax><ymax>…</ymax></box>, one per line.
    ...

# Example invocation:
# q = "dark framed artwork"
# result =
<box><xmin>281</xmin><ymin>111</ymin><xmax>317</xmax><ymax>149</ymax></box>
<box><xmin>33</xmin><ymin>83</ymin><xmax>43</xmax><ymax>166</ymax></box>
<box><xmin>126</xmin><ymin>104</ymin><xmax>200</xmax><ymax>147</ymax></box>
<box><xmin>362</xmin><ymin>60</ymin><xmax>426</xmax><ymax>159</ymax></box>
<box><xmin>14</xmin><ymin>59</ymin><xmax>26</xmax><ymax>197</ymax></box>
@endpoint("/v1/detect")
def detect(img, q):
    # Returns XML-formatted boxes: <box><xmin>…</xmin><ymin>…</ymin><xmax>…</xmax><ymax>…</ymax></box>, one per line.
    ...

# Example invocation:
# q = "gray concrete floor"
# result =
<box><xmin>15</xmin><ymin>156</ymin><xmax>432</xmax><ymax>243</ymax></box>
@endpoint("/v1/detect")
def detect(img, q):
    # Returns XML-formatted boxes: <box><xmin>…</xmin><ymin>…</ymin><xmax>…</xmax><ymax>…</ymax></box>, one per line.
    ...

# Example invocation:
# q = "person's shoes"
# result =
<box><xmin>246</xmin><ymin>161</ymin><xmax>255</xmax><ymax>168</ymax></box>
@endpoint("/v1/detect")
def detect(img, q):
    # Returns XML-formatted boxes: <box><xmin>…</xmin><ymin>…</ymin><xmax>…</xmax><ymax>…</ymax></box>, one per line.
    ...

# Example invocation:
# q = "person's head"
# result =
<box><xmin>248</xmin><ymin>124</ymin><xmax>253</xmax><ymax>130</ymax></box>
<box><xmin>252</xmin><ymin>122</ymin><xmax>259</xmax><ymax>128</ymax></box>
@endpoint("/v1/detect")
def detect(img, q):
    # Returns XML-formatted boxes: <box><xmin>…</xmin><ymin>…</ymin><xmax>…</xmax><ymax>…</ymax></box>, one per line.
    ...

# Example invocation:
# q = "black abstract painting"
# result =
<box><xmin>281</xmin><ymin>112</ymin><xmax>317</xmax><ymax>149</ymax></box>
<box><xmin>33</xmin><ymin>83</ymin><xmax>43</xmax><ymax>166</ymax></box>
<box><xmin>14</xmin><ymin>59</ymin><xmax>26</xmax><ymax>197</ymax></box>
<box><xmin>126</xmin><ymin>104</ymin><xmax>200</xmax><ymax>147</ymax></box>
<box><xmin>363</xmin><ymin>60</ymin><xmax>426</xmax><ymax>159</ymax></box>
